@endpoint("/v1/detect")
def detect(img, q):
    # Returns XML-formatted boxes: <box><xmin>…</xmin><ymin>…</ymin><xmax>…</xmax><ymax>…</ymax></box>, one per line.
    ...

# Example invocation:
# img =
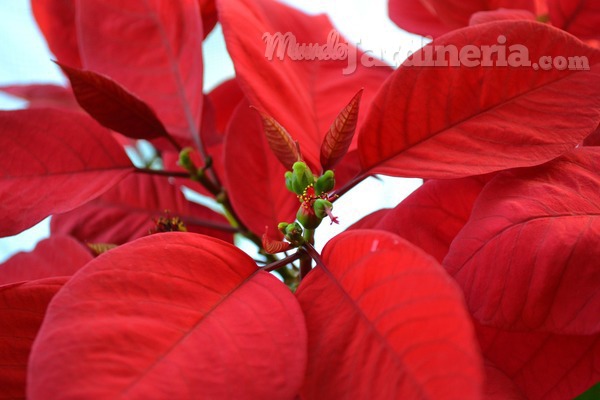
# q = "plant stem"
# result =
<box><xmin>299</xmin><ymin>228</ymin><xmax>315</xmax><ymax>279</ymax></box>
<box><xmin>135</xmin><ymin>168</ymin><xmax>190</xmax><ymax>178</ymax></box>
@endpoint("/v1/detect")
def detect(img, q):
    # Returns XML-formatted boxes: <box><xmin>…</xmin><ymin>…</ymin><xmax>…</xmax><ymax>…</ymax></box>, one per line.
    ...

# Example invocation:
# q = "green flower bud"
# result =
<box><xmin>314</xmin><ymin>199</ymin><xmax>339</xmax><ymax>225</ymax></box>
<box><xmin>278</xmin><ymin>222</ymin><xmax>290</xmax><ymax>236</ymax></box>
<box><xmin>290</xmin><ymin>161</ymin><xmax>314</xmax><ymax>195</ymax></box>
<box><xmin>284</xmin><ymin>171</ymin><xmax>294</xmax><ymax>193</ymax></box>
<box><xmin>297</xmin><ymin>204</ymin><xmax>322</xmax><ymax>230</ymax></box>
<box><xmin>315</xmin><ymin>170</ymin><xmax>335</xmax><ymax>195</ymax></box>
<box><xmin>284</xmin><ymin>222</ymin><xmax>304</xmax><ymax>245</ymax></box>
<box><xmin>178</xmin><ymin>147</ymin><xmax>197</xmax><ymax>174</ymax></box>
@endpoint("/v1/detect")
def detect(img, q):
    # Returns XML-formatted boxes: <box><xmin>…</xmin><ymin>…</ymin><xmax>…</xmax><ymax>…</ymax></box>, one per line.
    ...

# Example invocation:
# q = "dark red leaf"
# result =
<box><xmin>224</xmin><ymin>100</ymin><xmax>299</xmax><ymax>236</ymax></box>
<box><xmin>548</xmin><ymin>0</ymin><xmax>600</xmax><ymax>43</ymax></box>
<box><xmin>0</xmin><ymin>277</ymin><xmax>67</xmax><ymax>399</ymax></box>
<box><xmin>320</xmin><ymin>89</ymin><xmax>363</xmax><ymax>171</ymax></box>
<box><xmin>253</xmin><ymin>108</ymin><xmax>302</xmax><ymax>169</ymax></box>
<box><xmin>51</xmin><ymin>173</ymin><xmax>234</xmax><ymax>245</ymax></box>
<box><xmin>0</xmin><ymin>84</ymin><xmax>79</xmax><ymax>111</ymax></box>
<box><xmin>469</xmin><ymin>8</ymin><xmax>537</xmax><ymax>25</ymax></box>
<box><xmin>57</xmin><ymin>63</ymin><xmax>171</xmax><ymax>141</ymax></box>
<box><xmin>296</xmin><ymin>230</ymin><xmax>483</xmax><ymax>399</ymax></box>
<box><xmin>483</xmin><ymin>361</ymin><xmax>527</xmax><ymax>399</ymax></box>
<box><xmin>207</xmin><ymin>78</ymin><xmax>245</xmax><ymax>134</ymax></box>
<box><xmin>0</xmin><ymin>109</ymin><xmax>133</xmax><ymax>237</ymax></box>
<box><xmin>359</xmin><ymin>21</ymin><xmax>600</xmax><ymax>178</ymax></box>
<box><xmin>476</xmin><ymin>322</ymin><xmax>600</xmax><ymax>400</ymax></box>
<box><xmin>198</xmin><ymin>0</ymin><xmax>218</xmax><ymax>38</ymax></box>
<box><xmin>218</xmin><ymin>0</ymin><xmax>391</xmax><ymax>170</ymax></box>
<box><xmin>262</xmin><ymin>231</ymin><xmax>291</xmax><ymax>254</ymax></box>
<box><xmin>445</xmin><ymin>148</ymin><xmax>600</xmax><ymax>335</ymax></box>
<box><xmin>28</xmin><ymin>233</ymin><xmax>306</xmax><ymax>399</ymax></box>
<box><xmin>31</xmin><ymin>0</ymin><xmax>81</xmax><ymax>67</ymax></box>
<box><xmin>0</xmin><ymin>236</ymin><xmax>92</xmax><ymax>285</ymax></box>
<box><xmin>77</xmin><ymin>0</ymin><xmax>204</xmax><ymax>142</ymax></box>
<box><xmin>584</xmin><ymin>122</ymin><xmax>600</xmax><ymax>146</ymax></box>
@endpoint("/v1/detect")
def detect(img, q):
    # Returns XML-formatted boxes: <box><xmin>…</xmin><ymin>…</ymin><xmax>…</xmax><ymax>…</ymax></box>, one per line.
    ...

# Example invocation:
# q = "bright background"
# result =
<box><xmin>0</xmin><ymin>0</ymin><xmax>425</xmax><ymax>261</ymax></box>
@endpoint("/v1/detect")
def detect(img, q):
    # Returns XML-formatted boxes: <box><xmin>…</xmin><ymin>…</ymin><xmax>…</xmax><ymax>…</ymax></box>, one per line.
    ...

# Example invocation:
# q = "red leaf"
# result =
<box><xmin>469</xmin><ymin>8</ymin><xmax>537</xmax><ymax>25</ymax></box>
<box><xmin>262</xmin><ymin>230</ymin><xmax>291</xmax><ymax>254</ymax></box>
<box><xmin>0</xmin><ymin>84</ymin><xmax>79</xmax><ymax>111</ymax></box>
<box><xmin>0</xmin><ymin>109</ymin><xmax>133</xmax><ymax>237</ymax></box>
<box><xmin>425</xmin><ymin>0</ymin><xmax>536</xmax><ymax>29</ymax></box>
<box><xmin>476</xmin><ymin>322</ymin><xmax>600</xmax><ymax>400</ymax></box>
<box><xmin>548</xmin><ymin>0</ymin><xmax>600</xmax><ymax>43</ymax></box>
<box><xmin>388</xmin><ymin>0</ymin><xmax>452</xmax><ymax>37</ymax></box>
<box><xmin>57</xmin><ymin>63</ymin><xmax>171</xmax><ymax>141</ymax></box>
<box><xmin>218</xmin><ymin>0</ymin><xmax>391</xmax><ymax>170</ymax></box>
<box><xmin>77</xmin><ymin>0</ymin><xmax>204</xmax><ymax>142</ymax></box>
<box><xmin>358</xmin><ymin>21</ymin><xmax>600</xmax><ymax>179</ymax></box>
<box><xmin>584</xmin><ymin>122</ymin><xmax>600</xmax><ymax>146</ymax></box>
<box><xmin>28</xmin><ymin>233</ymin><xmax>306</xmax><ymax>399</ymax></box>
<box><xmin>296</xmin><ymin>230</ymin><xmax>483</xmax><ymax>399</ymax></box>
<box><xmin>0</xmin><ymin>236</ymin><xmax>92</xmax><ymax>285</ymax></box>
<box><xmin>350</xmin><ymin>176</ymin><xmax>488</xmax><ymax>263</ymax></box>
<box><xmin>51</xmin><ymin>173</ymin><xmax>234</xmax><ymax>245</ymax></box>
<box><xmin>31</xmin><ymin>0</ymin><xmax>81</xmax><ymax>67</ymax></box>
<box><xmin>444</xmin><ymin>148</ymin><xmax>600</xmax><ymax>335</ymax></box>
<box><xmin>0</xmin><ymin>277</ymin><xmax>67</xmax><ymax>399</ymax></box>
<box><xmin>207</xmin><ymin>78</ymin><xmax>245</xmax><ymax>134</ymax></box>
<box><xmin>198</xmin><ymin>0</ymin><xmax>218</xmax><ymax>38</ymax></box>
<box><xmin>253</xmin><ymin>108</ymin><xmax>302</xmax><ymax>169</ymax></box>
<box><xmin>224</xmin><ymin>100</ymin><xmax>299</xmax><ymax>236</ymax></box>
<box><xmin>320</xmin><ymin>89</ymin><xmax>363</xmax><ymax>171</ymax></box>
<box><xmin>483</xmin><ymin>361</ymin><xmax>527</xmax><ymax>399</ymax></box>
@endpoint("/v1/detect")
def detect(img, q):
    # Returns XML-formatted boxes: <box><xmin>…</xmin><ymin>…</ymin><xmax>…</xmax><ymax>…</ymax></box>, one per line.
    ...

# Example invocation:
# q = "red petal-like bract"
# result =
<box><xmin>224</xmin><ymin>100</ymin><xmax>299</xmax><ymax>236</ymax></box>
<box><xmin>218</xmin><ymin>0</ymin><xmax>391</xmax><ymax>170</ymax></box>
<box><xmin>0</xmin><ymin>109</ymin><xmax>133</xmax><ymax>237</ymax></box>
<box><xmin>0</xmin><ymin>277</ymin><xmax>67</xmax><ymax>399</ymax></box>
<box><xmin>58</xmin><ymin>63</ymin><xmax>171</xmax><ymax>141</ymax></box>
<box><xmin>388</xmin><ymin>0</ymin><xmax>452</xmax><ymax>37</ymax></box>
<box><xmin>0</xmin><ymin>236</ymin><xmax>92</xmax><ymax>285</ymax></box>
<box><xmin>359</xmin><ymin>21</ymin><xmax>600</xmax><ymax>178</ymax></box>
<box><xmin>51</xmin><ymin>173</ymin><xmax>234</xmax><ymax>245</ymax></box>
<box><xmin>254</xmin><ymin>108</ymin><xmax>302</xmax><ymax>170</ymax></box>
<box><xmin>320</xmin><ymin>89</ymin><xmax>363</xmax><ymax>171</ymax></box>
<box><xmin>31</xmin><ymin>0</ymin><xmax>81</xmax><ymax>67</ymax></box>
<box><xmin>350</xmin><ymin>176</ymin><xmax>488</xmax><ymax>263</ymax></box>
<box><xmin>469</xmin><ymin>8</ymin><xmax>537</xmax><ymax>25</ymax></box>
<box><xmin>548</xmin><ymin>0</ymin><xmax>600</xmax><ymax>43</ymax></box>
<box><xmin>0</xmin><ymin>84</ymin><xmax>79</xmax><ymax>111</ymax></box>
<box><xmin>77</xmin><ymin>0</ymin><xmax>204</xmax><ymax>143</ymax></box>
<box><xmin>445</xmin><ymin>148</ymin><xmax>600</xmax><ymax>335</ymax></box>
<box><xmin>476</xmin><ymin>322</ymin><xmax>600</xmax><ymax>400</ymax></box>
<box><xmin>28</xmin><ymin>233</ymin><xmax>306</xmax><ymax>399</ymax></box>
<box><xmin>296</xmin><ymin>230</ymin><xmax>483</xmax><ymax>399</ymax></box>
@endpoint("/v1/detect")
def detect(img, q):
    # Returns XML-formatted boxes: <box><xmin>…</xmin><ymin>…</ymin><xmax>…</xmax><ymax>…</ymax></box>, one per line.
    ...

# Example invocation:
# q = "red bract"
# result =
<box><xmin>358</xmin><ymin>21</ymin><xmax>600</xmax><ymax>179</ymax></box>
<box><xmin>28</xmin><ymin>233</ymin><xmax>307</xmax><ymax>399</ymax></box>
<box><xmin>0</xmin><ymin>84</ymin><xmax>79</xmax><ymax>111</ymax></box>
<box><xmin>0</xmin><ymin>109</ymin><xmax>134</xmax><ymax>237</ymax></box>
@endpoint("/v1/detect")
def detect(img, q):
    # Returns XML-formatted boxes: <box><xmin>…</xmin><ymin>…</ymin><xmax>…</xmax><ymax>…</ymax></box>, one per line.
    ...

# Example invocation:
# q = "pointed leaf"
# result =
<box><xmin>28</xmin><ymin>233</ymin><xmax>306</xmax><ymax>399</ymax></box>
<box><xmin>57</xmin><ymin>63</ymin><xmax>171</xmax><ymax>141</ymax></box>
<box><xmin>0</xmin><ymin>236</ymin><xmax>92</xmax><ymax>285</ymax></box>
<box><xmin>320</xmin><ymin>89</ymin><xmax>363</xmax><ymax>171</ymax></box>
<box><xmin>0</xmin><ymin>277</ymin><xmax>67</xmax><ymax>399</ymax></box>
<box><xmin>0</xmin><ymin>84</ymin><xmax>79</xmax><ymax>111</ymax></box>
<box><xmin>51</xmin><ymin>173</ymin><xmax>234</xmax><ymax>245</ymax></box>
<box><xmin>359</xmin><ymin>21</ymin><xmax>600</xmax><ymax>178</ymax></box>
<box><xmin>77</xmin><ymin>0</ymin><xmax>204</xmax><ymax>142</ymax></box>
<box><xmin>224</xmin><ymin>100</ymin><xmax>299</xmax><ymax>236</ymax></box>
<box><xmin>445</xmin><ymin>148</ymin><xmax>600</xmax><ymax>335</ymax></box>
<box><xmin>0</xmin><ymin>109</ymin><xmax>133</xmax><ymax>237</ymax></box>
<box><xmin>296</xmin><ymin>230</ymin><xmax>483</xmax><ymax>399</ymax></box>
<box><xmin>253</xmin><ymin>107</ymin><xmax>302</xmax><ymax>169</ymax></box>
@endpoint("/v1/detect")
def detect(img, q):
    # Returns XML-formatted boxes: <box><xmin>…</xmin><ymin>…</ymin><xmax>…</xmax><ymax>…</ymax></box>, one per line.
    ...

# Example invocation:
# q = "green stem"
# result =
<box><xmin>299</xmin><ymin>229</ymin><xmax>315</xmax><ymax>279</ymax></box>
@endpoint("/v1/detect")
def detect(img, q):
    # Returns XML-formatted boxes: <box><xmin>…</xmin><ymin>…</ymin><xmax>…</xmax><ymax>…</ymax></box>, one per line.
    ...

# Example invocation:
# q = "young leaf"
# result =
<box><xmin>320</xmin><ymin>89</ymin><xmax>363</xmax><ymax>171</ymax></box>
<box><xmin>253</xmin><ymin>107</ymin><xmax>302</xmax><ymax>169</ymax></box>
<box><xmin>0</xmin><ymin>277</ymin><xmax>68</xmax><ymax>399</ymax></box>
<box><xmin>358</xmin><ymin>21</ymin><xmax>600</xmax><ymax>179</ymax></box>
<box><xmin>77</xmin><ymin>0</ymin><xmax>204</xmax><ymax>143</ymax></box>
<box><xmin>28</xmin><ymin>233</ymin><xmax>307</xmax><ymax>399</ymax></box>
<box><xmin>444</xmin><ymin>148</ymin><xmax>600</xmax><ymax>335</ymax></box>
<box><xmin>0</xmin><ymin>109</ymin><xmax>134</xmax><ymax>237</ymax></box>
<box><xmin>57</xmin><ymin>63</ymin><xmax>171</xmax><ymax>141</ymax></box>
<box><xmin>0</xmin><ymin>236</ymin><xmax>92</xmax><ymax>285</ymax></box>
<box><xmin>296</xmin><ymin>230</ymin><xmax>483</xmax><ymax>399</ymax></box>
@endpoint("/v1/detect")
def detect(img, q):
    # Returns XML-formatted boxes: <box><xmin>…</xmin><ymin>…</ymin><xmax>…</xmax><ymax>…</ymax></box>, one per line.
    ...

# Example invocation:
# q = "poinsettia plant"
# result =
<box><xmin>1</xmin><ymin>0</ymin><xmax>599</xmax><ymax>398</ymax></box>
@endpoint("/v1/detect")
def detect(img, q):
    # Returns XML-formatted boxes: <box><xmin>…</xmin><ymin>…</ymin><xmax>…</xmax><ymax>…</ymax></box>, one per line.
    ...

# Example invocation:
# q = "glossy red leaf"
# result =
<box><xmin>0</xmin><ymin>84</ymin><xmax>79</xmax><ymax>111</ymax></box>
<box><xmin>31</xmin><ymin>0</ymin><xmax>81</xmax><ymax>68</ymax></box>
<box><xmin>28</xmin><ymin>233</ymin><xmax>306</xmax><ymax>399</ymax></box>
<box><xmin>350</xmin><ymin>176</ymin><xmax>488</xmax><ymax>263</ymax></box>
<box><xmin>444</xmin><ymin>148</ymin><xmax>600</xmax><ymax>335</ymax></box>
<box><xmin>320</xmin><ymin>89</ymin><xmax>363</xmax><ymax>171</ymax></box>
<box><xmin>469</xmin><ymin>8</ymin><xmax>537</xmax><ymax>25</ymax></box>
<box><xmin>359</xmin><ymin>21</ymin><xmax>600</xmax><ymax>179</ymax></box>
<box><xmin>0</xmin><ymin>109</ymin><xmax>133</xmax><ymax>237</ymax></box>
<box><xmin>51</xmin><ymin>173</ymin><xmax>234</xmax><ymax>245</ymax></box>
<box><xmin>0</xmin><ymin>277</ymin><xmax>67</xmax><ymax>399</ymax></box>
<box><xmin>0</xmin><ymin>236</ymin><xmax>92</xmax><ymax>285</ymax></box>
<box><xmin>57</xmin><ymin>63</ymin><xmax>171</xmax><ymax>141</ymax></box>
<box><xmin>476</xmin><ymin>322</ymin><xmax>600</xmax><ymax>400</ymax></box>
<box><xmin>218</xmin><ymin>0</ymin><xmax>391</xmax><ymax>170</ymax></box>
<box><xmin>254</xmin><ymin>108</ymin><xmax>302</xmax><ymax>170</ymax></box>
<box><xmin>224</xmin><ymin>100</ymin><xmax>299</xmax><ymax>236</ymax></box>
<box><xmin>296</xmin><ymin>230</ymin><xmax>483</xmax><ymax>399</ymax></box>
<box><xmin>548</xmin><ymin>0</ymin><xmax>600</xmax><ymax>43</ymax></box>
<box><xmin>77</xmin><ymin>0</ymin><xmax>204</xmax><ymax>143</ymax></box>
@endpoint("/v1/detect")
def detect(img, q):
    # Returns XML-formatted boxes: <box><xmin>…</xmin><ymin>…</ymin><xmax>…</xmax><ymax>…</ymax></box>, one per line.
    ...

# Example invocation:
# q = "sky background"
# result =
<box><xmin>0</xmin><ymin>0</ymin><xmax>424</xmax><ymax>260</ymax></box>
